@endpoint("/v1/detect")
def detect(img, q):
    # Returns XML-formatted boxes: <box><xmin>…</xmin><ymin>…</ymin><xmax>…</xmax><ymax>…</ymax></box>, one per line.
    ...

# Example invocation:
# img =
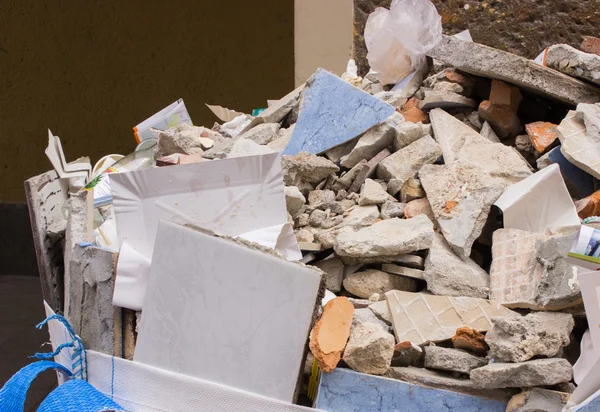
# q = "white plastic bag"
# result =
<box><xmin>364</xmin><ymin>0</ymin><xmax>442</xmax><ymax>85</ymax></box>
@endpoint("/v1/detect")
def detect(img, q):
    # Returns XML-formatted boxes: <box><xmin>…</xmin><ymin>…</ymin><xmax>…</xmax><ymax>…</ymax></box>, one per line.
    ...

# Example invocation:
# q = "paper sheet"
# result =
<box><xmin>205</xmin><ymin>104</ymin><xmax>244</xmax><ymax>122</ymax></box>
<box><xmin>110</xmin><ymin>152</ymin><xmax>299</xmax><ymax>310</ymax></box>
<box><xmin>45</xmin><ymin>130</ymin><xmax>91</xmax><ymax>181</ymax></box>
<box><xmin>578</xmin><ymin>269</ymin><xmax>600</xmax><ymax>360</ymax></box>
<box><xmin>133</xmin><ymin>99</ymin><xmax>192</xmax><ymax>143</ymax></box>
<box><xmin>494</xmin><ymin>164</ymin><xmax>580</xmax><ymax>233</ymax></box>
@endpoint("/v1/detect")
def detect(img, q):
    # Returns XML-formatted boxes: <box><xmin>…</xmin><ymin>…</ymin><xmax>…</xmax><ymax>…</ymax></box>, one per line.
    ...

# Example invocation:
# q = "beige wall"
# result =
<box><xmin>0</xmin><ymin>1</ymin><xmax>294</xmax><ymax>201</ymax></box>
<box><xmin>294</xmin><ymin>0</ymin><xmax>353</xmax><ymax>86</ymax></box>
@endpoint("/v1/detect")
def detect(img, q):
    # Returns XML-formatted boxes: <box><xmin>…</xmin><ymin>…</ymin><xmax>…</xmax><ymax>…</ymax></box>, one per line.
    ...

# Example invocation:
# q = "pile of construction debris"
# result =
<box><xmin>25</xmin><ymin>23</ymin><xmax>600</xmax><ymax>412</ymax></box>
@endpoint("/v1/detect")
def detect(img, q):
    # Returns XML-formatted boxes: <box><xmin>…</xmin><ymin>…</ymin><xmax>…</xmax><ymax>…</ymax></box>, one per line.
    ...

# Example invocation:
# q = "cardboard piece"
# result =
<box><xmin>282</xmin><ymin>69</ymin><xmax>395</xmax><ymax>156</ymax></box>
<box><xmin>110</xmin><ymin>153</ymin><xmax>301</xmax><ymax>310</ymax></box>
<box><xmin>134</xmin><ymin>221</ymin><xmax>323</xmax><ymax>403</ymax></box>
<box><xmin>494</xmin><ymin>164</ymin><xmax>580</xmax><ymax>233</ymax></box>
<box><xmin>45</xmin><ymin>130</ymin><xmax>91</xmax><ymax>181</ymax></box>
<box><xmin>133</xmin><ymin>99</ymin><xmax>192</xmax><ymax>143</ymax></box>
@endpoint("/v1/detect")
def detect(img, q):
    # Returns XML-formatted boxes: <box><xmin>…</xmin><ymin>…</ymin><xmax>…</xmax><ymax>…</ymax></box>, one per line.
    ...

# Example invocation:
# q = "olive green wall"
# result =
<box><xmin>0</xmin><ymin>1</ymin><xmax>294</xmax><ymax>201</ymax></box>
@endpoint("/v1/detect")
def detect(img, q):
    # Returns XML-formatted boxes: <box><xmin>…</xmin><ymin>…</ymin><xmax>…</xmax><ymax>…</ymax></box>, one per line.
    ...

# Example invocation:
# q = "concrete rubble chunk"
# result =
<box><xmin>420</xmin><ymin>90</ymin><xmax>477</xmax><ymax>111</ymax></box>
<box><xmin>309</xmin><ymin>297</ymin><xmax>354</xmax><ymax>373</ymax></box>
<box><xmin>525</xmin><ymin>121</ymin><xmax>559</xmax><ymax>155</ymax></box>
<box><xmin>582</xmin><ymin>36</ymin><xmax>600</xmax><ymax>56</ymax></box>
<box><xmin>283</xmin><ymin>69</ymin><xmax>395</xmax><ymax>156</ymax></box>
<box><xmin>558</xmin><ymin>103</ymin><xmax>600</xmax><ymax>180</ymax></box>
<box><xmin>377</xmin><ymin>135</ymin><xmax>442</xmax><ymax>187</ymax></box>
<box><xmin>368</xmin><ymin>300</ymin><xmax>392</xmax><ymax>325</ymax></box>
<box><xmin>314</xmin><ymin>257</ymin><xmax>344</xmax><ymax>293</ymax></box>
<box><xmin>393</xmin><ymin>121</ymin><xmax>431</xmax><ymax>152</ymax></box>
<box><xmin>267</xmin><ymin>124</ymin><xmax>295</xmax><ymax>152</ymax></box>
<box><xmin>238</xmin><ymin>122</ymin><xmax>281</xmax><ymax>145</ymax></box>
<box><xmin>424</xmin><ymin>233</ymin><xmax>490</xmax><ymax>299</ymax></box>
<box><xmin>392</xmin><ymin>341</ymin><xmax>424</xmax><ymax>367</ymax></box>
<box><xmin>470</xmin><ymin>358</ymin><xmax>573</xmax><ymax>389</ymax></box>
<box><xmin>325</xmin><ymin>137</ymin><xmax>358</xmax><ymax>163</ymax></box>
<box><xmin>343</xmin><ymin>269</ymin><xmax>418</xmax><ymax>299</ymax></box>
<box><xmin>340</xmin><ymin>112</ymin><xmax>404</xmax><ymax>169</ymax></box>
<box><xmin>452</xmin><ymin>327</ymin><xmax>489</xmax><ymax>355</ymax></box>
<box><xmin>334</xmin><ymin>215</ymin><xmax>434</xmax><ymax>259</ymax></box>
<box><xmin>281</xmin><ymin>152</ymin><xmax>339</xmax><ymax>186</ymax></box>
<box><xmin>424</xmin><ymin>346</ymin><xmax>488</xmax><ymax>375</ymax></box>
<box><xmin>399</xmin><ymin>178</ymin><xmax>425</xmax><ymax>201</ymax></box>
<box><xmin>546</xmin><ymin>44</ymin><xmax>600</xmax><ymax>86</ymax></box>
<box><xmin>240</xmin><ymin>84</ymin><xmax>303</xmax><ymax>135</ymax></box>
<box><xmin>480</xmin><ymin>121</ymin><xmax>501</xmax><ymax>143</ymax></box>
<box><xmin>307</xmin><ymin>189</ymin><xmax>336</xmax><ymax>211</ymax></box>
<box><xmin>358</xmin><ymin>178</ymin><xmax>388</xmax><ymax>206</ymax></box>
<box><xmin>386</xmin><ymin>366</ymin><xmax>515</xmax><ymax>403</ymax></box>
<box><xmin>342</xmin><ymin>322</ymin><xmax>395</xmax><ymax>375</ymax></box>
<box><xmin>485</xmin><ymin>311</ymin><xmax>574</xmax><ymax>363</ymax></box>
<box><xmin>506</xmin><ymin>388</ymin><xmax>570</xmax><ymax>412</ymax></box>
<box><xmin>284</xmin><ymin>186</ymin><xmax>305</xmax><ymax>217</ymax></box>
<box><xmin>380</xmin><ymin>201</ymin><xmax>405</xmax><ymax>220</ymax></box>
<box><xmin>333</xmin><ymin>160</ymin><xmax>368</xmax><ymax>192</ymax></box>
<box><xmin>295</xmin><ymin>228</ymin><xmax>314</xmax><ymax>243</ymax></box>
<box><xmin>400</xmin><ymin>97</ymin><xmax>429</xmax><ymax>124</ymax></box>
<box><xmin>348</xmin><ymin>148</ymin><xmax>391</xmax><ymax>193</ymax></box>
<box><xmin>156</xmin><ymin>124</ymin><xmax>222</xmax><ymax>157</ymax></box>
<box><xmin>352</xmin><ymin>307</ymin><xmax>389</xmax><ymax>331</ymax></box>
<box><xmin>478</xmin><ymin>79</ymin><xmax>522</xmax><ymax>140</ymax></box>
<box><xmin>428</xmin><ymin>35</ymin><xmax>600</xmax><ymax>105</ymax></box>
<box><xmin>385</xmin><ymin>290</ymin><xmax>515</xmax><ymax>346</ymax></box>
<box><xmin>429</xmin><ymin>108</ymin><xmax>491</xmax><ymax>164</ymax></box>
<box><xmin>432</xmin><ymin>81</ymin><xmax>464</xmax><ymax>94</ymax></box>
<box><xmin>381</xmin><ymin>264</ymin><xmax>424</xmax><ymax>280</ymax></box>
<box><xmin>227</xmin><ymin>138</ymin><xmax>275</xmax><ymax>158</ymax></box>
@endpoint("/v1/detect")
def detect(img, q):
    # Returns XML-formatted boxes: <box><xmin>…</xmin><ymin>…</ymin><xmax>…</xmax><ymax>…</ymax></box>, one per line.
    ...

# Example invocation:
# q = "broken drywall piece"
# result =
<box><xmin>282</xmin><ymin>69</ymin><xmax>395</xmax><ymax>156</ymax></box>
<box><xmin>134</xmin><ymin>221</ymin><xmax>323</xmax><ymax>403</ymax></box>
<box><xmin>558</xmin><ymin>104</ymin><xmax>600</xmax><ymax>180</ymax></box>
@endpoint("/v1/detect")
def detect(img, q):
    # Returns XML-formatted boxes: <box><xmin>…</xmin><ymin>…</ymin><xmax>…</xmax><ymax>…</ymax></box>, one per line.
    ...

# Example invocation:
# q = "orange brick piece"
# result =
<box><xmin>452</xmin><ymin>326</ymin><xmax>489</xmax><ymax>355</ymax></box>
<box><xmin>575</xmin><ymin>190</ymin><xmax>600</xmax><ymax>219</ymax></box>
<box><xmin>525</xmin><ymin>121</ymin><xmax>558</xmax><ymax>154</ymax></box>
<box><xmin>400</xmin><ymin>98</ymin><xmax>428</xmax><ymax>124</ymax></box>
<box><xmin>478</xmin><ymin>79</ymin><xmax>522</xmax><ymax>139</ymax></box>
<box><xmin>309</xmin><ymin>297</ymin><xmax>354</xmax><ymax>373</ymax></box>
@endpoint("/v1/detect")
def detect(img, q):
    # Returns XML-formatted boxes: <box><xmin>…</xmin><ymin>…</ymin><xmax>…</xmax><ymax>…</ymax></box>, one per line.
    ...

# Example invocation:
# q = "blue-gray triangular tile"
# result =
<box><xmin>282</xmin><ymin>68</ymin><xmax>395</xmax><ymax>156</ymax></box>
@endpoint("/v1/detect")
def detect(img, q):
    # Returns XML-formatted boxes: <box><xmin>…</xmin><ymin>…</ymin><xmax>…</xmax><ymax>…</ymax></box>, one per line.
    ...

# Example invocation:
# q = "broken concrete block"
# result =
<box><xmin>377</xmin><ymin>136</ymin><xmax>442</xmax><ymax>188</ymax></box>
<box><xmin>452</xmin><ymin>327</ymin><xmax>489</xmax><ymax>356</ymax></box>
<box><xmin>582</xmin><ymin>36</ymin><xmax>600</xmax><ymax>56</ymax></box>
<box><xmin>227</xmin><ymin>138</ymin><xmax>275</xmax><ymax>158</ymax></box>
<box><xmin>393</xmin><ymin>121</ymin><xmax>431</xmax><ymax>152</ymax></box>
<box><xmin>506</xmin><ymin>388</ymin><xmax>569</xmax><ymax>412</ymax></box>
<box><xmin>424</xmin><ymin>346</ymin><xmax>488</xmax><ymax>375</ymax></box>
<box><xmin>348</xmin><ymin>148</ymin><xmax>391</xmax><ymax>193</ymax></box>
<box><xmin>314</xmin><ymin>257</ymin><xmax>345</xmax><ymax>293</ymax></box>
<box><xmin>485</xmin><ymin>311</ymin><xmax>574</xmax><ymax>363</ymax></box>
<box><xmin>394</xmin><ymin>254</ymin><xmax>425</xmax><ymax>270</ymax></box>
<box><xmin>368</xmin><ymin>300</ymin><xmax>392</xmax><ymax>326</ymax></box>
<box><xmin>283</xmin><ymin>69</ymin><xmax>395</xmax><ymax>156</ymax></box>
<box><xmin>428</xmin><ymin>35</ymin><xmax>600</xmax><ymax>105</ymax></box>
<box><xmin>546</xmin><ymin>44</ymin><xmax>600</xmax><ymax>86</ymax></box>
<box><xmin>352</xmin><ymin>307</ymin><xmax>389</xmax><ymax>331</ymax></box>
<box><xmin>385</xmin><ymin>290</ymin><xmax>515</xmax><ymax>346</ymax></box>
<box><xmin>156</xmin><ymin>124</ymin><xmax>222</xmax><ymax>157</ymax></box>
<box><xmin>433</xmin><ymin>81</ymin><xmax>465</xmax><ymax>95</ymax></box>
<box><xmin>309</xmin><ymin>297</ymin><xmax>354</xmax><ymax>373</ymax></box>
<box><xmin>267</xmin><ymin>124</ymin><xmax>295</xmax><ymax>152</ymax></box>
<box><xmin>525</xmin><ymin>121</ymin><xmax>559</xmax><ymax>155</ymax></box>
<box><xmin>309</xmin><ymin>209</ymin><xmax>328</xmax><ymax>227</ymax></box>
<box><xmin>429</xmin><ymin>108</ymin><xmax>491</xmax><ymax>165</ymax></box>
<box><xmin>325</xmin><ymin>137</ymin><xmax>358</xmax><ymax>163</ymax></box>
<box><xmin>539</xmin><ymin>146</ymin><xmax>596</xmax><ymax>199</ymax></box>
<box><xmin>343</xmin><ymin>269</ymin><xmax>418</xmax><ymax>299</ymax></box>
<box><xmin>340</xmin><ymin>112</ymin><xmax>404</xmax><ymax>169</ymax></box>
<box><xmin>238</xmin><ymin>122</ymin><xmax>281</xmax><ymax>145</ymax></box>
<box><xmin>295</xmin><ymin>228</ymin><xmax>314</xmax><ymax>243</ymax></box>
<box><xmin>307</xmin><ymin>189</ymin><xmax>336</xmax><ymax>211</ymax></box>
<box><xmin>480</xmin><ymin>121</ymin><xmax>501</xmax><ymax>143</ymax></box>
<box><xmin>316</xmin><ymin>367</ymin><xmax>507</xmax><ymax>412</ymax></box>
<box><xmin>358</xmin><ymin>178</ymin><xmax>388</xmax><ymax>206</ymax></box>
<box><xmin>470</xmin><ymin>358</ymin><xmax>573</xmax><ymax>389</ymax></box>
<box><xmin>334</xmin><ymin>215</ymin><xmax>434</xmax><ymax>259</ymax></box>
<box><xmin>281</xmin><ymin>152</ymin><xmax>339</xmax><ymax>186</ymax></box>
<box><xmin>342</xmin><ymin>322</ymin><xmax>395</xmax><ymax>375</ymax></box>
<box><xmin>424</xmin><ymin>233</ymin><xmax>490</xmax><ymax>299</ymax></box>
<box><xmin>399</xmin><ymin>178</ymin><xmax>425</xmax><ymax>202</ymax></box>
<box><xmin>284</xmin><ymin>186</ymin><xmax>306</xmax><ymax>217</ymax></box>
<box><xmin>380</xmin><ymin>201</ymin><xmax>405</xmax><ymax>220</ymax></box>
<box><xmin>400</xmin><ymin>97</ymin><xmax>428</xmax><ymax>123</ymax></box>
<box><xmin>381</xmin><ymin>264</ymin><xmax>424</xmax><ymax>280</ymax></box>
<box><xmin>558</xmin><ymin>104</ymin><xmax>600</xmax><ymax>180</ymax></box>
<box><xmin>576</xmin><ymin>190</ymin><xmax>600</xmax><ymax>218</ymax></box>
<box><xmin>420</xmin><ymin>90</ymin><xmax>477</xmax><ymax>111</ymax></box>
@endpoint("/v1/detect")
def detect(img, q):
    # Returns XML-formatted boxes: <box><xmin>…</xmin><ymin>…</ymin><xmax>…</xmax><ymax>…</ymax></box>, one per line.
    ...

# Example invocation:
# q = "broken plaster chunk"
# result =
<box><xmin>295</xmin><ymin>228</ymin><xmax>314</xmax><ymax>243</ymax></box>
<box><xmin>342</xmin><ymin>322</ymin><xmax>395</xmax><ymax>375</ymax></box>
<box><xmin>505</xmin><ymin>388</ymin><xmax>570</xmax><ymax>412</ymax></box>
<box><xmin>309</xmin><ymin>297</ymin><xmax>354</xmax><ymax>373</ymax></box>
<box><xmin>344</xmin><ymin>269</ymin><xmax>418</xmax><ymax>299</ymax></box>
<box><xmin>380</xmin><ymin>201</ymin><xmax>406</xmax><ymax>219</ymax></box>
<box><xmin>156</xmin><ymin>124</ymin><xmax>222</xmax><ymax>157</ymax></box>
<box><xmin>281</xmin><ymin>152</ymin><xmax>339</xmax><ymax>186</ymax></box>
<box><xmin>452</xmin><ymin>327</ymin><xmax>489</xmax><ymax>356</ymax></box>
<box><xmin>283</xmin><ymin>68</ymin><xmax>395</xmax><ymax>156</ymax></box>
<box><xmin>420</xmin><ymin>90</ymin><xmax>477</xmax><ymax>111</ymax></box>
<box><xmin>314</xmin><ymin>257</ymin><xmax>345</xmax><ymax>293</ymax></box>
<box><xmin>558</xmin><ymin>103</ymin><xmax>600</xmax><ymax>180</ymax></box>
<box><xmin>385</xmin><ymin>290</ymin><xmax>515</xmax><ymax>346</ymax></box>
<box><xmin>238</xmin><ymin>122</ymin><xmax>281</xmax><ymax>145</ymax></box>
<box><xmin>428</xmin><ymin>35</ymin><xmax>600</xmax><ymax>105</ymax></box>
<box><xmin>393</xmin><ymin>121</ymin><xmax>431</xmax><ymax>152</ymax></box>
<box><xmin>403</xmin><ymin>198</ymin><xmax>436</xmax><ymax>225</ymax></box>
<box><xmin>284</xmin><ymin>186</ymin><xmax>306</xmax><ymax>217</ymax></box>
<box><xmin>424</xmin><ymin>346</ymin><xmax>488</xmax><ymax>375</ymax></box>
<box><xmin>227</xmin><ymin>138</ymin><xmax>275</xmax><ymax>158</ymax></box>
<box><xmin>525</xmin><ymin>121</ymin><xmax>559</xmax><ymax>155</ymax></box>
<box><xmin>333</xmin><ymin>160</ymin><xmax>368</xmax><ymax>191</ymax></box>
<box><xmin>480</xmin><ymin>121</ymin><xmax>501</xmax><ymax>143</ymax></box>
<box><xmin>377</xmin><ymin>135</ymin><xmax>442</xmax><ymax>187</ymax></box>
<box><xmin>334</xmin><ymin>215</ymin><xmax>434</xmax><ymax>259</ymax></box>
<box><xmin>485</xmin><ymin>311</ymin><xmax>574</xmax><ymax>363</ymax></box>
<box><xmin>325</xmin><ymin>137</ymin><xmax>358</xmax><ymax>163</ymax></box>
<box><xmin>368</xmin><ymin>300</ymin><xmax>392</xmax><ymax>325</ymax></box>
<box><xmin>546</xmin><ymin>44</ymin><xmax>600</xmax><ymax>86</ymax></box>
<box><xmin>348</xmin><ymin>148</ymin><xmax>391</xmax><ymax>193</ymax></box>
<box><xmin>358</xmin><ymin>178</ymin><xmax>388</xmax><ymax>206</ymax></box>
<box><xmin>470</xmin><ymin>358</ymin><xmax>573</xmax><ymax>389</ymax></box>
<box><xmin>381</xmin><ymin>264</ymin><xmax>424</xmax><ymax>280</ymax></box>
<box><xmin>340</xmin><ymin>112</ymin><xmax>404</xmax><ymax>169</ymax></box>
<box><xmin>424</xmin><ymin>233</ymin><xmax>490</xmax><ymax>299</ymax></box>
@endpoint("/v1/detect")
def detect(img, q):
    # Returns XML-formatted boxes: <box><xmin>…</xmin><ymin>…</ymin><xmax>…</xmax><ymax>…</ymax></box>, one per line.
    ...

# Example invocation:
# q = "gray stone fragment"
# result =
<box><xmin>377</xmin><ymin>135</ymin><xmax>442</xmax><ymax>188</ymax></box>
<box><xmin>470</xmin><ymin>358</ymin><xmax>573</xmax><ymax>389</ymax></box>
<box><xmin>432</xmin><ymin>81</ymin><xmax>465</xmax><ymax>94</ymax></box>
<box><xmin>467</xmin><ymin>111</ymin><xmax>482</xmax><ymax>130</ymax></box>
<box><xmin>267</xmin><ymin>124</ymin><xmax>295</xmax><ymax>152</ymax></box>
<box><xmin>352</xmin><ymin>307</ymin><xmax>389</xmax><ymax>331</ymax></box>
<box><xmin>343</xmin><ymin>269</ymin><xmax>418</xmax><ymax>299</ymax></box>
<box><xmin>309</xmin><ymin>209</ymin><xmax>328</xmax><ymax>227</ymax></box>
<box><xmin>420</xmin><ymin>90</ymin><xmax>477</xmax><ymax>111</ymax></box>
<box><xmin>485</xmin><ymin>312</ymin><xmax>574</xmax><ymax>363</ymax></box>
<box><xmin>307</xmin><ymin>190</ymin><xmax>336</xmax><ymax>211</ymax></box>
<box><xmin>428</xmin><ymin>35</ymin><xmax>600</xmax><ymax>105</ymax></box>
<box><xmin>321</xmin><ymin>215</ymin><xmax>344</xmax><ymax>229</ymax></box>
<box><xmin>325</xmin><ymin>137</ymin><xmax>358</xmax><ymax>163</ymax></box>
<box><xmin>399</xmin><ymin>177</ymin><xmax>425</xmax><ymax>201</ymax></box>
<box><xmin>348</xmin><ymin>148</ymin><xmax>391</xmax><ymax>193</ymax></box>
<box><xmin>480</xmin><ymin>121</ymin><xmax>501</xmax><ymax>143</ymax></box>
<box><xmin>393</xmin><ymin>122</ymin><xmax>431</xmax><ymax>151</ymax></box>
<box><xmin>380</xmin><ymin>201</ymin><xmax>406</xmax><ymax>219</ymax></box>
<box><xmin>424</xmin><ymin>233</ymin><xmax>490</xmax><ymax>299</ymax></box>
<box><xmin>358</xmin><ymin>178</ymin><xmax>388</xmax><ymax>206</ymax></box>
<box><xmin>334</xmin><ymin>215</ymin><xmax>434</xmax><ymax>259</ymax></box>
<box><xmin>368</xmin><ymin>300</ymin><xmax>392</xmax><ymax>325</ymax></box>
<box><xmin>156</xmin><ymin>124</ymin><xmax>222</xmax><ymax>157</ymax></box>
<box><xmin>313</xmin><ymin>205</ymin><xmax>380</xmax><ymax>249</ymax></box>
<box><xmin>546</xmin><ymin>44</ymin><xmax>600</xmax><ymax>86</ymax></box>
<box><xmin>281</xmin><ymin>152</ymin><xmax>339</xmax><ymax>186</ymax></box>
<box><xmin>238</xmin><ymin>122</ymin><xmax>281</xmax><ymax>145</ymax></box>
<box><xmin>284</xmin><ymin>186</ymin><xmax>306</xmax><ymax>217</ymax></box>
<box><xmin>333</xmin><ymin>160</ymin><xmax>368</xmax><ymax>191</ymax></box>
<box><xmin>506</xmin><ymin>388</ymin><xmax>569</xmax><ymax>412</ymax></box>
<box><xmin>424</xmin><ymin>346</ymin><xmax>488</xmax><ymax>375</ymax></box>
<box><xmin>314</xmin><ymin>257</ymin><xmax>344</xmax><ymax>293</ymax></box>
<box><xmin>343</xmin><ymin>321</ymin><xmax>395</xmax><ymax>375</ymax></box>
<box><xmin>536</xmin><ymin>151</ymin><xmax>553</xmax><ymax>170</ymax></box>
